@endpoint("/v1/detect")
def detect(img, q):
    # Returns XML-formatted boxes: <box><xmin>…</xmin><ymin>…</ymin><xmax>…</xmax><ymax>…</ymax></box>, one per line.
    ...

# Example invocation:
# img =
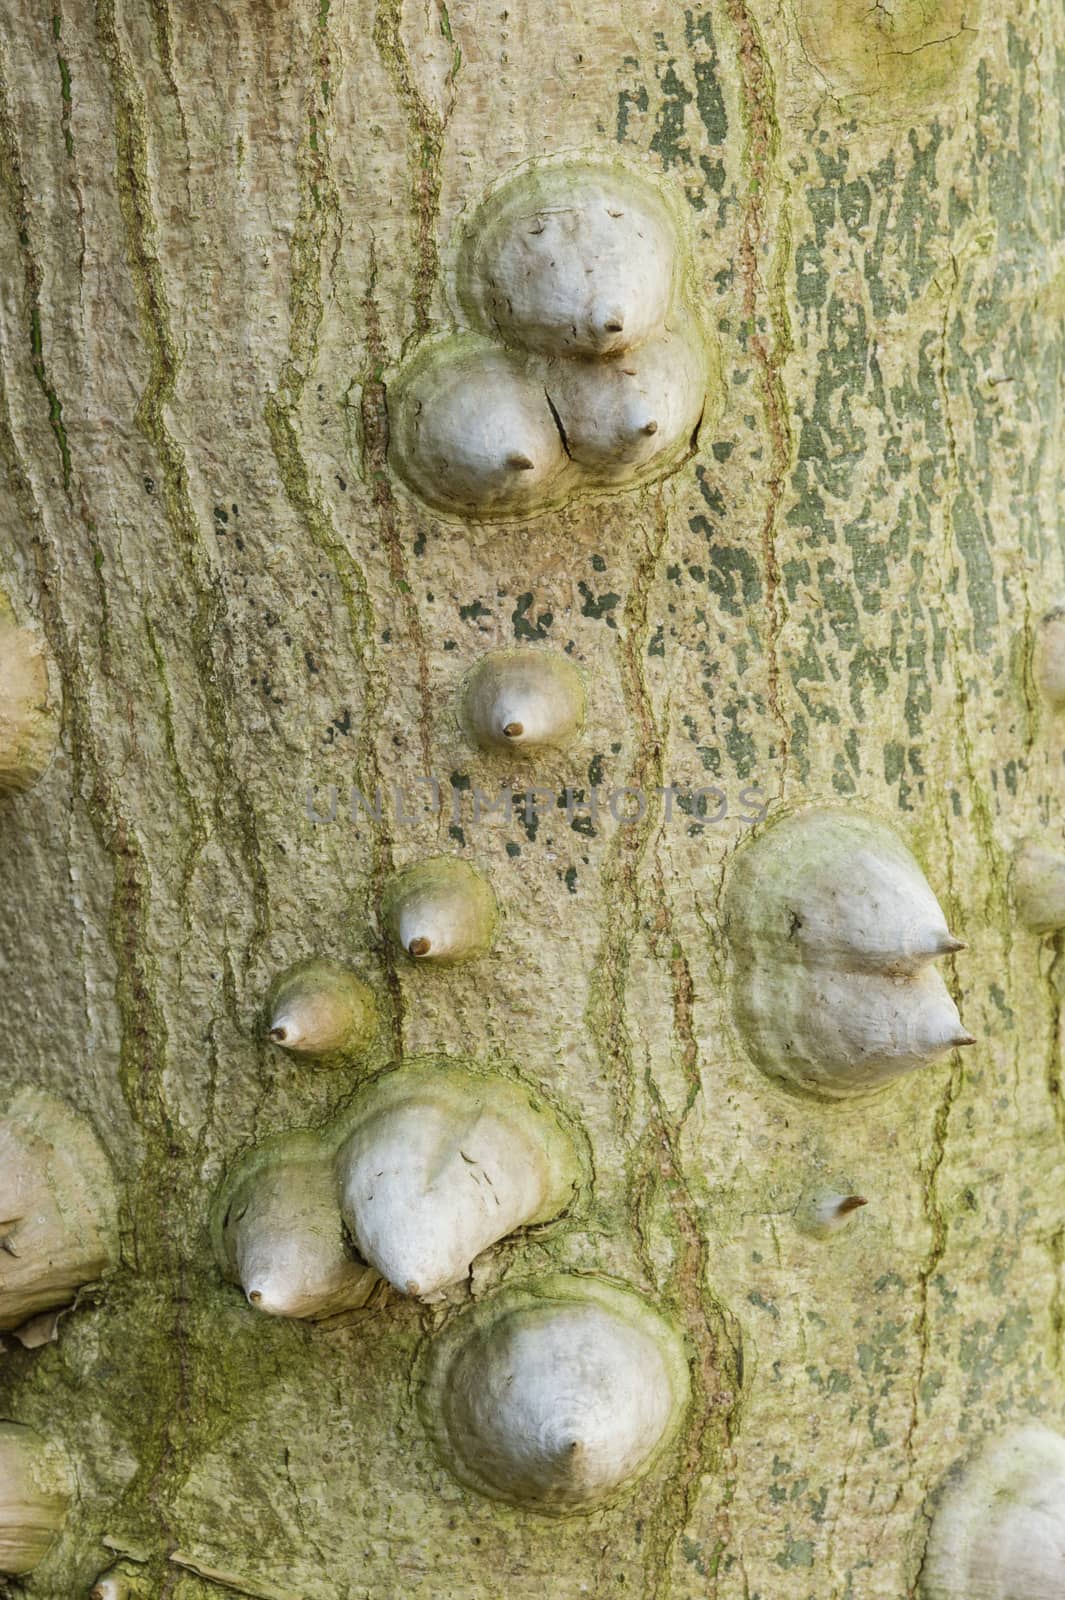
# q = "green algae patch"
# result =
<box><xmin>793</xmin><ymin>0</ymin><xmax>983</xmax><ymax>107</ymax></box>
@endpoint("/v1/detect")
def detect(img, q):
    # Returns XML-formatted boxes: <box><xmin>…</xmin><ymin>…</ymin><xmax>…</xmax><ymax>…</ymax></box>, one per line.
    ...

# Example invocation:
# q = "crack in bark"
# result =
<box><xmin>896</xmin><ymin>1058</ymin><xmax>962</xmax><ymax>1494</ymax></box>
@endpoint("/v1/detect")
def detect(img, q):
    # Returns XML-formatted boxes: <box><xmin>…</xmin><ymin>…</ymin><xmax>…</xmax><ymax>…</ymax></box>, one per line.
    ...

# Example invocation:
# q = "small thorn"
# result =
<box><xmin>269</xmin><ymin>1026</ymin><xmax>287</xmax><ymax>1043</ymax></box>
<box><xmin>408</xmin><ymin>937</ymin><xmax>432</xmax><ymax>957</ymax></box>
<box><xmin>406</xmin><ymin>1279</ymin><xmax>420</xmax><ymax>1296</ymax></box>
<box><xmin>503</xmin><ymin>721</ymin><xmax>524</xmax><ymax>738</ymax></box>
<box><xmin>507</xmin><ymin>452</ymin><xmax>535</xmax><ymax>471</ymax></box>
<box><xmin>642</xmin><ymin>419</ymin><xmax>659</xmax><ymax>436</ymax></box>
<box><xmin>606</xmin><ymin>208</ymin><xmax>624</xmax><ymax>218</ymax></box>
<box><xmin>248</xmin><ymin>1290</ymin><xmax>263</xmax><ymax>1305</ymax></box>
<box><xmin>940</xmin><ymin>934</ymin><xmax>967</xmax><ymax>954</ymax></box>
<box><xmin>955</xmin><ymin>1031</ymin><xmax>977</xmax><ymax>1047</ymax></box>
<box><xmin>836</xmin><ymin>1195</ymin><xmax>868</xmax><ymax>1217</ymax></box>
<box><xmin>603</xmin><ymin>318</ymin><xmax>624</xmax><ymax>333</ymax></box>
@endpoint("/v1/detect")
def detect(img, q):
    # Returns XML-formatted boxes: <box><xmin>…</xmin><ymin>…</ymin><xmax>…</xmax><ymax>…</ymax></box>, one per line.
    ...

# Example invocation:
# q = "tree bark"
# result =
<box><xmin>1</xmin><ymin>1</ymin><xmax>1063</xmax><ymax>1596</ymax></box>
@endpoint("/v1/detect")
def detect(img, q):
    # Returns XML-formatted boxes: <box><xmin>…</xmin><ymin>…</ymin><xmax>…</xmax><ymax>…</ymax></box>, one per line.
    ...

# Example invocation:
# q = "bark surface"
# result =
<box><xmin>1</xmin><ymin>1</ymin><xmax>1064</xmax><ymax>1596</ymax></box>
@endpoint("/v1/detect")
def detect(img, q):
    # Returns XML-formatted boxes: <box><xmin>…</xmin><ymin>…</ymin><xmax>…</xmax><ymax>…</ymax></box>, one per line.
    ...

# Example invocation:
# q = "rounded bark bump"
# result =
<box><xmin>1011</xmin><ymin>838</ymin><xmax>1065</xmax><ymax>935</ymax></box>
<box><xmin>89</xmin><ymin>1565</ymin><xmax>143</xmax><ymax>1599</ymax></box>
<box><xmin>0</xmin><ymin>1089</ymin><xmax>120</xmax><ymax>1336</ymax></box>
<box><xmin>724</xmin><ymin>807</ymin><xmax>971</xmax><ymax>1096</ymax></box>
<box><xmin>457</xmin><ymin>161</ymin><xmax>679</xmax><ymax>358</ymax></box>
<box><xmin>334</xmin><ymin>1060</ymin><xmax>581</xmax><ymax>1301</ymax></box>
<box><xmin>0</xmin><ymin>1422</ymin><xmax>71</xmax><ymax>1576</ymax></box>
<box><xmin>211</xmin><ymin>1131</ymin><xmax>380</xmax><ymax>1321</ymax></box>
<box><xmin>386</xmin><ymin>337</ymin><xmax>567</xmax><ymax>520</ymax></box>
<box><xmin>0</xmin><ymin>600</ymin><xmax>60</xmax><ymax>797</ymax></box>
<box><xmin>459</xmin><ymin>647</ymin><xmax>586</xmax><ymax>753</ymax></box>
<box><xmin>795</xmin><ymin>1183</ymin><xmax>870</xmax><ymax>1238</ymax></box>
<box><xmin>264</xmin><ymin>956</ymin><xmax>378</xmax><ymax>1067</ymax></box>
<box><xmin>387</xmin><ymin>157</ymin><xmax>715</xmax><ymax>520</ymax></box>
<box><xmin>920</xmin><ymin>1423</ymin><xmax>1065</xmax><ymax>1599</ymax></box>
<box><xmin>1034</xmin><ymin>607</ymin><xmax>1065</xmax><ymax>711</ymax></box>
<box><xmin>420</xmin><ymin>1275</ymin><xmax>690</xmax><ymax>1513</ymax></box>
<box><xmin>545</xmin><ymin>319</ymin><xmax>708</xmax><ymax>479</ymax></box>
<box><xmin>380</xmin><ymin>856</ymin><xmax>498</xmax><ymax>965</ymax></box>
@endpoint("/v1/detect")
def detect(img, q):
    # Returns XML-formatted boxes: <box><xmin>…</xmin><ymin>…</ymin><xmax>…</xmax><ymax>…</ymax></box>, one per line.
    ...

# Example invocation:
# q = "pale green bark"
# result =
<box><xmin>1</xmin><ymin>0</ymin><xmax>1064</xmax><ymax>1596</ymax></box>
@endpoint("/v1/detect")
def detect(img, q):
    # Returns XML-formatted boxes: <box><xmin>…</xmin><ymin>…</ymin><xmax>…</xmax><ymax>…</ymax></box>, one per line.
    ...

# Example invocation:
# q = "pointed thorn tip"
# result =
<box><xmin>408</xmin><ymin>937</ymin><xmax>432</xmax><ymax>958</ymax></box>
<box><xmin>642</xmin><ymin>419</ymin><xmax>659</xmax><ymax>435</ymax></box>
<box><xmin>836</xmin><ymin>1195</ymin><xmax>868</xmax><ymax>1216</ymax></box>
<box><xmin>507</xmin><ymin>452</ymin><xmax>535</xmax><ymax>471</ymax></box>
<box><xmin>503</xmin><ymin>721</ymin><xmax>524</xmax><ymax>738</ymax></box>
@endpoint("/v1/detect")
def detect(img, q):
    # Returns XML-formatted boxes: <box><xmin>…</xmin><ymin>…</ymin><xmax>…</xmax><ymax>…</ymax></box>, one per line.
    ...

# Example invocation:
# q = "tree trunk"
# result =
<box><xmin>1</xmin><ymin>1</ymin><xmax>1063</xmax><ymax>1596</ymax></box>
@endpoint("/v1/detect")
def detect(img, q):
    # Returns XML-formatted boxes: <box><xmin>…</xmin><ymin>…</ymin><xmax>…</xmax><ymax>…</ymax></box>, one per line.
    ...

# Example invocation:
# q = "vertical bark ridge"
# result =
<box><xmin>897</xmin><ymin>1059</ymin><xmax>963</xmax><ymax>1494</ymax></box>
<box><xmin>95</xmin><ymin>0</ymin><xmax>270</xmax><ymax>971</ymax></box>
<box><xmin>260</xmin><ymin>3</ymin><xmax>409</xmax><ymax>1054</ymax></box>
<box><xmin>143</xmin><ymin>0</ymin><xmax>192</xmax><ymax>210</ymax></box>
<box><xmin>642</xmin><ymin>856</ymin><xmax>745</xmax><ymax>1600</ymax></box>
<box><xmin>0</xmin><ymin>43</ymin><xmax>73</xmax><ymax>498</ymax></box>
<box><xmin>371</xmin><ymin>0</ymin><xmax>445</xmax><ymax>340</ymax></box>
<box><xmin>583</xmin><ymin>495</ymin><xmax>671</xmax><ymax>1162</ymax></box>
<box><xmin>0</xmin><ymin>296</ymin><xmax>187</xmax><ymax>1600</ymax></box>
<box><xmin>357</xmin><ymin>254</ymin><xmax>435</xmax><ymax>790</ymax></box>
<box><xmin>366</xmin><ymin>0</ymin><xmax>458</xmax><ymax>789</ymax></box>
<box><xmin>722</xmin><ymin>0</ymin><xmax>794</xmax><ymax>789</ymax></box>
